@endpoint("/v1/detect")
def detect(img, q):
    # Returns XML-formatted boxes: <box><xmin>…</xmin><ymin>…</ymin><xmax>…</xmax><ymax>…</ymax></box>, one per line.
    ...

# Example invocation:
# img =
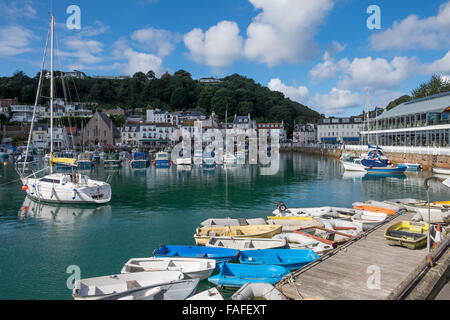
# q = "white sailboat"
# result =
<box><xmin>19</xmin><ymin>15</ymin><xmax>112</xmax><ymax>204</ymax></box>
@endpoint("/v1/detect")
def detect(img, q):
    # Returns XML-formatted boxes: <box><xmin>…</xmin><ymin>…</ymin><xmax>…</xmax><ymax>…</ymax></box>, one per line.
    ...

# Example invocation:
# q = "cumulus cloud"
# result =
<box><xmin>184</xmin><ymin>20</ymin><xmax>244</xmax><ymax>67</ymax></box>
<box><xmin>244</xmin><ymin>0</ymin><xmax>334</xmax><ymax>66</ymax></box>
<box><xmin>61</xmin><ymin>38</ymin><xmax>104</xmax><ymax>65</ymax></box>
<box><xmin>370</xmin><ymin>1</ymin><xmax>450</xmax><ymax>51</ymax></box>
<box><xmin>308</xmin><ymin>88</ymin><xmax>363</xmax><ymax>114</ymax></box>
<box><xmin>422</xmin><ymin>50</ymin><xmax>450</xmax><ymax>74</ymax></box>
<box><xmin>309</xmin><ymin>41</ymin><xmax>347</xmax><ymax>82</ymax></box>
<box><xmin>268</xmin><ymin>78</ymin><xmax>309</xmax><ymax>102</ymax></box>
<box><xmin>0</xmin><ymin>26</ymin><xmax>35</xmax><ymax>57</ymax></box>
<box><xmin>131</xmin><ymin>27</ymin><xmax>182</xmax><ymax>57</ymax></box>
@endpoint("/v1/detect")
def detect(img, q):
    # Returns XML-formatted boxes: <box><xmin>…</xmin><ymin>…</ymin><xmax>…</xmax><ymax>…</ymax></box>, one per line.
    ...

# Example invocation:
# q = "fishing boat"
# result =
<box><xmin>239</xmin><ymin>249</ymin><xmax>319</xmax><ymax>270</ymax></box>
<box><xmin>104</xmin><ymin>152</ymin><xmax>122</xmax><ymax>169</ymax></box>
<box><xmin>360</xmin><ymin>145</ymin><xmax>390</xmax><ymax>168</ymax></box>
<box><xmin>194</xmin><ymin>225</ymin><xmax>282</xmax><ymax>246</ymax></box>
<box><xmin>341</xmin><ymin>155</ymin><xmax>365</xmax><ymax>172</ymax></box>
<box><xmin>121</xmin><ymin>257</ymin><xmax>216</xmax><ymax>280</ymax></box>
<box><xmin>72</xmin><ymin>271</ymin><xmax>185</xmax><ymax>300</ymax></box>
<box><xmin>153</xmin><ymin>245</ymin><xmax>239</xmax><ymax>263</ymax></box>
<box><xmin>187</xmin><ymin>287</ymin><xmax>224</xmax><ymax>300</ymax></box>
<box><xmin>432</xmin><ymin>167</ymin><xmax>450</xmax><ymax>175</ymax></box>
<box><xmin>154</xmin><ymin>151</ymin><xmax>171</xmax><ymax>168</ymax></box>
<box><xmin>208</xmin><ymin>262</ymin><xmax>290</xmax><ymax>288</ymax></box>
<box><xmin>384</xmin><ymin>221</ymin><xmax>429</xmax><ymax>250</ymax></box>
<box><xmin>206</xmin><ymin>237</ymin><xmax>287</xmax><ymax>250</ymax></box>
<box><xmin>130</xmin><ymin>151</ymin><xmax>150</xmax><ymax>168</ymax></box>
<box><xmin>350</xmin><ymin>211</ymin><xmax>387</xmax><ymax>231</ymax></box>
<box><xmin>200</xmin><ymin>218</ymin><xmax>267</xmax><ymax>227</ymax></box>
<box><xmin>398</xmin><ymin>163</ymin><xmax>422</xmax><ymax>171</ymax></box>
<box><xmin>77</xmin><ymin>152</ymin><xmax>93</xmax><ymax>170</ymax></box>
<box><xmin>365</xmin><ymin>166</ymin><xmax>407</xmax><ymax>175</ymax></box>
<box><xmin>231</xmin><ymin>283</ymin><xmax>288</xmax><ymax>300</ymax></box>
<box><xmin>97</xmin><ymin>279</ymin><xmax>200</xmax><ymax>301</ymax></box>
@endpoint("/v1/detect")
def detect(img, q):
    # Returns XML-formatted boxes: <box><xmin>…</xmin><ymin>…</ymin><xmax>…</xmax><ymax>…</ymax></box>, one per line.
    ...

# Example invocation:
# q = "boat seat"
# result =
<box><xmin>126</xmin><ymin>280</ymin><xmax>141</xmax><ymax>290</ymax></box>
<box><xmin>238</xmin><ymin>218</ymin><xmax>248</xmax><ymax>226</ymax></box>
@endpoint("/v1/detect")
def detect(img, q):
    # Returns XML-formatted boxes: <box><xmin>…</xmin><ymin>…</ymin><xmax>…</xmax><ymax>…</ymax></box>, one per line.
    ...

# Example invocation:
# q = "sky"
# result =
<box><xmin>0</xmin><ymin>0</ymin><xmax>449</xmax><ymax>117</ymax></box>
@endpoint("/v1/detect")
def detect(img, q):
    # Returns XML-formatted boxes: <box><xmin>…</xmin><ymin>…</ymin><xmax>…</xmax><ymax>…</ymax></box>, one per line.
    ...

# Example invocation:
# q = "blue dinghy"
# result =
<box><xmin>153</xmin><ymin>245</ymin><xmax>239</xmax><ymax>263</ymax></box>
<box><xmin>208</xmin><ymin>262</ymin><xmax>290</xmax><ymax>288</ymax></box>
<box><xmin>239</xmin><ymin>249</ymin><xmax>319</xmax><ymax>270</ymax></box>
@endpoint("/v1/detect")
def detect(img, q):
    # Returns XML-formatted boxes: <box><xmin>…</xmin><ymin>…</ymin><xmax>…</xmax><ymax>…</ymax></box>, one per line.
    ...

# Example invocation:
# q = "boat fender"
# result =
<box><xmin>72</xmin><ymin>189</ymin><xmax>77</xmax><ymax>200</ymax></box>
<box><xmin>31</xmin><ymin>185</ymin><xmax>36</xmax><ymax>195</ymax></box>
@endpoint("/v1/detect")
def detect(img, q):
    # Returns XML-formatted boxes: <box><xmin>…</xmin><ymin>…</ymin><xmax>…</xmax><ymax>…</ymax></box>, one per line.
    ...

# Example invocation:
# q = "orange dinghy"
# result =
<box><xmin>353</xmin><ymin>205</ymin><xmax>397</xmax><ymax>216</ymax></box>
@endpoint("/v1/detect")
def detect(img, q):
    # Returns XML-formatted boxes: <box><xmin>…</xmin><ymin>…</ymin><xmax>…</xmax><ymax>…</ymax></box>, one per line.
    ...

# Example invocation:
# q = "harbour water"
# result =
<box><xmin>0</xmin><ymin>152</ymin><xmax>449</xmax><ymax>300</ymax></box>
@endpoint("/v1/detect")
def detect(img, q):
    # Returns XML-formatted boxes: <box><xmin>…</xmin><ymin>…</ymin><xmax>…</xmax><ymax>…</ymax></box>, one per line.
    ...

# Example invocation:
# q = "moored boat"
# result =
<box><xmin>350</xmin><ymin>211</ymin><xmax>387</xmax><ymax>230</ymax></box>
<box><xmin>200</xmin><ymin>218</ymin><xmax>267</xmax><ymax>227</ymax></box>
<box><xmin>130</xmin><ymin>151</ymin><xmax>150</xmax><ymax>168</ymax></box>
<box><xmin>186</xmin><ymin>287</ymin><xmax>224</xmax><ymax>300</ymax></box>
<box><xmin>154</xmin><ymin>151</ymin><xmax>171</xmax><ymax>168</ymax></box>
<box><xmin>153</xmin><ymin>245</ymin><xmax>239</xmax><ymax>263</ymax></box>
<box><xmin>208</xmin><ymin>262</ymin><xmax>290</xmax><ymax>288</ymax></box>
<box><xmin>121</xmin><ymin>257</ymin><xmax>216</xmax><ymax>280</ymax></box>
<box><xmin>72</xmin><ymin>271</ymin><xmax>184</xmax><ymax>300</ymax></box>
<box><xmin>352</xmin><ymin>203</ymin><xmax>398</xmax><ymax>216</ymax></box>
<box><xmin>272</xmin><ymin>233</ymin><xmax>334</xmax><ymax>254</ymax></box>
<box><xmin>206</xmin><ymin>237</ymin><xmax>287</xmax><ymax>250</ymax></box>
<box><xmin>432</xmin><ymin>167</ymin><xmax>450</xmax><ymax>175</ymax></box>
<box><xmin>96</xmin><ymin>279</ymin><xmax>200</xmax><ymax>300</ymax></box>
<box><xmin>239</xmin><ymin>249</ymin><xmax>319</xmax><ymax>270</ymax></box>
<box><xmin>365</xmin><ymin>166</ymin><xmax>407</xmax><ymax>175</ymax></box>
<box><xmin>104</xmin><ymin>152</ymin><xmax>121</xmax><ymax>168</ymax></box>
<box><xmin>231</xmin><ymin>283</ymin><xmax>288</xmax><ymax>300</ymax></box>
<box><xmin>384</xmin><ymin>221</ymin><xmax>429</xmax><ymax>250</ymax></box>
<box><xmin>398</xmin><ymin>163</ymin><xmax>422</xmax><ymax>171</ymax></box>
<box><xmin>77</xmin><ymin>152</ymin><xmax>93</xmax><ymax>170</ymax></box>
<box><xmin>194</xmin><ymin>225</ymin><xmax>282</xmax><ymax>246</ymax></box>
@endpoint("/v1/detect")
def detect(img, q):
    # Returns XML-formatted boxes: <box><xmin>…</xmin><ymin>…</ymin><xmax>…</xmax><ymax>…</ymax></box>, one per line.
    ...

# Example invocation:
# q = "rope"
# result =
<box><xmin>288</xmin><ymin>274</ymin><xmax>304</xmax><ymax>300</ymax></box>
<box><xmin>0</xmin><ymin>177</ymin><xmax>22</xmax><ymax>187</ymax></box>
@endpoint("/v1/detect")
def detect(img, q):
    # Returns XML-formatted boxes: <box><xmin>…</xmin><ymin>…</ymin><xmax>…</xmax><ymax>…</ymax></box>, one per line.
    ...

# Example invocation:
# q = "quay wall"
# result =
<box><xmin>280</xmin><ymin>145</ymin><xmax>450</xmax><ymax>171</ymax></box>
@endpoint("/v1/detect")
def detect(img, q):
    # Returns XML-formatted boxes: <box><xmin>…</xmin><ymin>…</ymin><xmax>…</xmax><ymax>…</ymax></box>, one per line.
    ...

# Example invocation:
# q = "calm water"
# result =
<box><xmin>0</xmin><ymin>152</ymin><xmax>449</xmax><ymax>300</ymax></box>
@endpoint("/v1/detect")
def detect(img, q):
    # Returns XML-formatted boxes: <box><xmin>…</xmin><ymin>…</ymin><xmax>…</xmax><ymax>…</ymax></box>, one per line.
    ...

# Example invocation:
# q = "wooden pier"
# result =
<box><xmin>276</xmin><ymin>212</ymin><xmax>447</xmax><ymax>300</ymax></box>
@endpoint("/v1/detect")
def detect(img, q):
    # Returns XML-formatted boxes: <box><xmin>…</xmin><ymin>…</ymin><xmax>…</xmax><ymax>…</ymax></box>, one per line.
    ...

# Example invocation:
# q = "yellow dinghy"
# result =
<box><xmin>194</xmin><ymin>225</ymin><xmax>282</xmax><ymax>246</ymax></box>
<box><xmin>384</xmin><ymin>221</ymin><xmax>429</xmax><ymax>250</ymax></box>
<box><xmin>433</xmin><ymin>201</ymin><xmax>450</xmax><ymax>205</ymax></box>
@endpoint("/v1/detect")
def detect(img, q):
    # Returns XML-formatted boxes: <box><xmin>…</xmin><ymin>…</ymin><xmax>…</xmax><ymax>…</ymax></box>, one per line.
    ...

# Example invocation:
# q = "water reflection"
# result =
<box><xmin>18</xmin><ymin>197</ymin><xmax>112</xmax><ymax>223</ymax></box>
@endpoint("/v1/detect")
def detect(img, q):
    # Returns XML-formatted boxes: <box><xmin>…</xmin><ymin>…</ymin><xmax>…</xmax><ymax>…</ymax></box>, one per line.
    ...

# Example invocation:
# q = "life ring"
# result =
<box><xmin>277</xmin><ymin>202</ymin><xmax>287</xmax><ymax>212</ymax></box>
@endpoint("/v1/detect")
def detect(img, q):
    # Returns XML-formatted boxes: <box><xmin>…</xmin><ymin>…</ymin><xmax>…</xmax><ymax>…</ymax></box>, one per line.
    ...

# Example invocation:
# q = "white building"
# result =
<box><xmin>121</xmin><ymin>121</ymin><xmax>140</xmax><ymax>147</ymax></box>
<box><xmin>293</xmin><ymin>124</ymin><xmax>317</xmax><ymax>144</ymax></box>
<box><xmin>317</xmin><ymin>117</ymin><xmax>363</xmax><ymax>144</ymax></box>
<box><xmin>10</xmin><ymin>105</ymin><xmax>37</xmax><ymax>122</ymax></box>
<box><xmin>146</xmin><ymin>109</ymin><xmax>178</xmax><ymax>125</ymax></box>
<box><xmin>257</xmin><ymin>122</ymin><xmax>287</xmax><ymax>142</ymax></box>
<box><xmin>233</xmin><ymin>114</ymin><xmax>257</xmax><ymax>130</ymax></box>
<box><xmin>140</xmin><ymin>122</ymin><xmax>177</xmax><ymax>146</ymax></box>
<box><xmin>48</xmin><ymin>127</ymin><xmax>71</xmax><ymax>149</ymax></box>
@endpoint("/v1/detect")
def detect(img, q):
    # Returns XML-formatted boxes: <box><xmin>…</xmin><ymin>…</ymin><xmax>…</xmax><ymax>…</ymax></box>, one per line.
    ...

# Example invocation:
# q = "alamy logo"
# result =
<box><xmin>66</xmin><ymin>5</ymin><xmax>81</xmax><ymax>30</ymax></box>
<box><xmin>366</xmin><ymin>5</ymin><xmax>381</xmax><ymax>30</ymax></box>
<box><xmin>66</xmin><ymin>265</ymin><xmax>81</xmax><ymax>290</ymax></box>
<box><xmin>366</xmin><ymin>265</ymin><xmax>381</xmax><ymax>290</ymax></box>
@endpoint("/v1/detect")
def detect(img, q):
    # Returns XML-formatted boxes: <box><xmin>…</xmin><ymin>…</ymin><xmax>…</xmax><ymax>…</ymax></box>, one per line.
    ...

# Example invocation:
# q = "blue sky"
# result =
<box><xmin>0</xmin><ymin>0</ymin><xmax>449</xmax><ymax>116</ymax></box>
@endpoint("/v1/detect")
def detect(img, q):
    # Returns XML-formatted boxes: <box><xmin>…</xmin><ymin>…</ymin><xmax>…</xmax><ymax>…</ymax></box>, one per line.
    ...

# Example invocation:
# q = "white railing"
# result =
<box><xmin>280</xmin><ymin>143</ymin><xmax>450</xmax><ymax>156</ymax></box>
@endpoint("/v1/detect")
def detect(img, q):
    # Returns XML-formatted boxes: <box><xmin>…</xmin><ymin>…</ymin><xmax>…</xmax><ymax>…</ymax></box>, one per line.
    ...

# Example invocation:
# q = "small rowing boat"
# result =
<box><xmin>206</xmin><ymin>237</ymin><xmax>287</xmax><ymax>250</ymax></box>
<box><xmin>194</xmin><ymin>225</ymin><xmax>282</xmax><ymax>246</ymax></box>
<box><xmin>208</xmin><ymin>262</ymin><xmax>290</xmax><ymax>288</ymax></box>
<box><xmin>231</xmin><ymin>283</ymin><xmax>288</xmax><ymax>300</ymax></box>
<box><xmin>384</xmin><ymin>221</ymin><xmax>429</xmax><ymax>250</ymax></box>
<box><xmin>121</xmin><ymin>257</ymin><xmax>216</xmax><ymax>280</ymax></box>
<box><xmin>96</xmin><ymin>279</ymin><xmax>199</xmax><ymax>300</ymax></box>
<box><xmin>272</xmin><ymin>233</ymin><xmax>334</xmax><ymax>254</ymax></box>
<box><xmin>153</xmin><ymin>245</ymin><xmax>239</xmax><ymax>263</ymax></box>
<box><xmin>72</xmin><ymin>271</ymin><xmax>184</xmax><ymax>300</ymax></box>
<box><xmin>352</xmin><ymin>203</ymin><xmax>398</xmax><ymax>216</ymax></box>
<box><xmin>351</xmin><ymin>211</ymin><xmax>387</xmax><ymax>230</ymax></box>
<box><xmin>186</xmin><ymin>287</ymin><xmax>224</xmax><ymax>300</ymax></box>
<box><xmin>386</xmin><ymin>199</ymin><xmax>450</xmax><ymax>224</ymax></box>
<box><xmin>200</xmin><ymin>218</ymin><xmax>267</xmax><ymax>227</ymax></box>
<box><xmin>239</xmin><ymin>249</ymin><xmax>319</xmax><ymax>270</ymax></box>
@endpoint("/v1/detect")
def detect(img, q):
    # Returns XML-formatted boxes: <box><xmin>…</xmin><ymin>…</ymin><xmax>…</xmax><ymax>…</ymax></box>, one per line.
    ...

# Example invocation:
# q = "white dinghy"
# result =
<box><xmin>121</xmin><ymin>257</ymin><xmax>216</xmax><ymax>280</ymax></box>
<box><xmin>206</xmin><ymin>237</ymin><xmax>287</xmax><ymax>250</ymax></box>
<box><xmin>187</xmin><ymin>287</ymin><xmax>224</xmax><ymax>300</ymax></box>
<box><xmin>97</xmin><ymin>279</ymin><xmax>200</xmax><ymax>300</ymax></box>
<box><xmin>72</xmin><ymin>271</ymin><xmax>184</xmax><ymax>300</ymax></box>
<box><xmin>272</xmin><ymin>233</ymin><xmax>334</xmax><ymax>254</ymax></box>
<box><xmin>386</xmin><ymin>199</ymin><xmax>450</xmax><ymax>223</ymax></box>
<box><xmin>351</xmin><ymin>211</ymin><xmax>387</xmax><ymax>231</ymax></box>
<box><xmin>231</xmin><ymin>283</ymin><xmax>288</xmax><ymax>300</ymax></box>
<box><xmin>200</xmin><ymin>218</ymin><xmax>266</xmax><ymax>227</ymax></box>
<box><xmin>273</xmin><ymin>202</ymin><xmax>340</xmax><ymax>218</ymax></box>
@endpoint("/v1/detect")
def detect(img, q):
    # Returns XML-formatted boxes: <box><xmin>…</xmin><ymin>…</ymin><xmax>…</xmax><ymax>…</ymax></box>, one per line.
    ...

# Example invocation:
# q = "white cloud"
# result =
<box><xmin>0</xmin><ymin>26</ymin><xmax>34</xmax><ymax>57</ymax></box>
<box><xmin>308</xmin><ymin>88</ymin><xmax>363</xmax><ymax>114</ymax></box>
<box><xmin>121</xmin><ymin>48</ymin><xmax>163</xmax><ymax>75</ymax></box>
<box><xmin>61</xmin><ymin>38</ymin><xmax>104</xmax><ymax>65</ymax></box>
<box><xmin>422</xmin><ymin>50</ymin><xmax>450</xmax><ymax>74</ymax></box>
<box><xmin>244</xmin><ymin>0</ymin><xmax>334</xmax><ymax>66</ymax></box>
<box><xmin>131</xmin><ymin>27</ymin><xmax>181</xmax><ymax>57</ymax></box>
<box><xmin>370</xmin><ymin>1</ymin><xmax>450</xmax><ymax>51</ymax></box>
<box><xmin>184</xmin><ymin>20</ymin><xmax>244</xmax><ymax>67</ymax></box>
<box><xmin>268</xmin><ymin>78</ymin><xmax>309</xmax><ymax>102</ymax></box>
<box><xmin>309</xmin><ymin>41</ymin><xmax>347</xmax><ymax>82</ymax></box>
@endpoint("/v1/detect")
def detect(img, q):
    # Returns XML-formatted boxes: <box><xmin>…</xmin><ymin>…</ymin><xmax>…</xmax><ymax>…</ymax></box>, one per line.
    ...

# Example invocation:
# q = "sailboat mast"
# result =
<box><xmin>50</xmin><ymin>15</ymin><xmax>54</xmax><ymax>167</ymax></box>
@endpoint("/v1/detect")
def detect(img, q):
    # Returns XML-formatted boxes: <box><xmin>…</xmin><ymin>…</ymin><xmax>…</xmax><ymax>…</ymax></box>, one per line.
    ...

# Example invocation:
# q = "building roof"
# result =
<box><xmin>234</xmin><ymin>116</ymin><xmax>249</xmax><ymax>124</ymax></box>
<box><xmin>377</xmin><ymin>91</ymin><xmax>450</xmax><ymax>120</ymax></box>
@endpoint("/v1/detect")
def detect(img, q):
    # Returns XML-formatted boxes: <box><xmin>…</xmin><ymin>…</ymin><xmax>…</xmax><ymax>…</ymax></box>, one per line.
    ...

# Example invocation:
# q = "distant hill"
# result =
<box><xmin>0</xmin><ymin>70</ymin><xmax>321</xmax><ymax>134</ymax></box>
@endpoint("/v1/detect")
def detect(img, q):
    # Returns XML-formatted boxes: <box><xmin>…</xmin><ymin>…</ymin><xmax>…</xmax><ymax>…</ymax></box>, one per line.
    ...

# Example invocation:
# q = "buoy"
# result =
<box><xmin>22</xmin><ymin>185</ymin><xmax>28</xmax><ymax>191</ymax></box>
<box><xmin>3</xmin><ymin>161</ymin><xmax>7</xmax><ymax>166</ymax></box>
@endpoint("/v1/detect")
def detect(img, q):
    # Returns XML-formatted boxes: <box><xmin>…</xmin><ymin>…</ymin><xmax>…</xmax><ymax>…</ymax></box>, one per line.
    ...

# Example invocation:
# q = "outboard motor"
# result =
<box><xmin>277</xmin><ymin>202</ymin><xmax>288</xmax><ymax>213</ymax></box>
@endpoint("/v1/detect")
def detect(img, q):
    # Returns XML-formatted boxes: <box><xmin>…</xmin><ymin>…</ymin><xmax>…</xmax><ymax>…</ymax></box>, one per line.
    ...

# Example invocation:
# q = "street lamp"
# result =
<box><xmin>424</xmin><ymin>176</ymin><xmax>450</xmax><ymax>252</ymax></box>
